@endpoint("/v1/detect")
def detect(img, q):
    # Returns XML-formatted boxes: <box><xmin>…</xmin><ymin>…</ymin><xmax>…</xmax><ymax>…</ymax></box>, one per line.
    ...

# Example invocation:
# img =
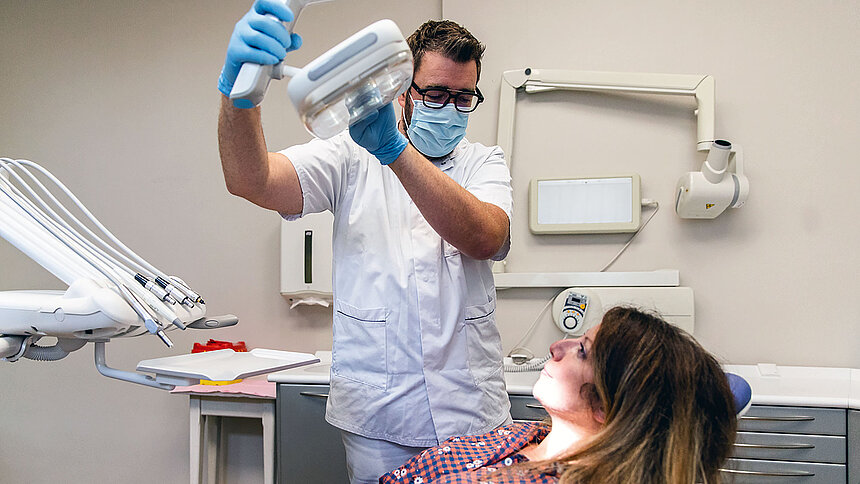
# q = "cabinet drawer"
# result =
<box><xmin>721</xmin><ymin>458</ymin><xmax>845</xmax><ymax>483</ymax></box>
<box><xmin>739</xmin><ymin>406</ymin><xmax>846</xmax><ymax>435</ymax></box>
<box><xmin>509</xmin><ymin>395</ymin><xmax>548</xmax><ymax>422</ymax></box>
<box><xmin>732</xmin><ymin>431</ymin><xmax>845</xmax><ymax>464</ymax></box>
<box><xmin>277</xmin><ymin>384</ymin><xmax>348</xmax><ymax>484</ymax></box>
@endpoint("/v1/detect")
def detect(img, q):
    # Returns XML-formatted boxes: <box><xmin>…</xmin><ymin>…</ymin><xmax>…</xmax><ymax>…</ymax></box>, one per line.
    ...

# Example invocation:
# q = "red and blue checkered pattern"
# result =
<box><xmin>380</xmin><ymin>422</ymin><xmax>557</xmax><ymax>483</ymax></box>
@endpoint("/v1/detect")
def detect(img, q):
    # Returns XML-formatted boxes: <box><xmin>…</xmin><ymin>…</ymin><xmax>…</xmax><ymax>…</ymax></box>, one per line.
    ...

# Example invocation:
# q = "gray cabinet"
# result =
<box><xmin>276</xmin><ymin>383</ymin><xmax>348</xmax><ymax>483</ymax></box>
<box><xmin>510</xmin><ymin>397</ymin><xmax>854</xmax><ymax>483</ymax></box>
<box><xmin>277</xmin><ymin>387</ymin><xmax>858</xmax><ymax>484</ymax></box>
<box><xmin>721</xmin><ymin>405</ymin><xmax>848</xmax><ymax>483</ymax></box>
<box><xmin>850</xmin><ymin>410</ymin><xmax>859</xmax><ymax>484</ymax></box>
<box><xmin>509</xmin><ymin>394</ymin><xmax>548</xmax><ymax>422</ymax></box>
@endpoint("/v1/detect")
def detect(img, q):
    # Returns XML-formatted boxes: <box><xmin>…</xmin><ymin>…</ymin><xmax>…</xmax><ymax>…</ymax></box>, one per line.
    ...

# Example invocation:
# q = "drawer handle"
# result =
<box><xmin>733</xmin><ymin>443</ymin><xmax>816</xmax><ymax>450</ymax></box>
<box><xmin>740</xmin><ymin>415</ymin><xmax>815</xmax><ymax>422</ymax></box>
<box><xmin>719</xmin><ymin>468</ymin><xmax>814</xmax><ymax>477</ymax></box>
<box><xmin>525</xmin><ymin>404</ymin><xmax>545</xmax><ymax>410</ymax></box>
<box><xmin>299</xmin><ymin>392</ymin><xmax>329</xmax><ymax>399</ymax></box>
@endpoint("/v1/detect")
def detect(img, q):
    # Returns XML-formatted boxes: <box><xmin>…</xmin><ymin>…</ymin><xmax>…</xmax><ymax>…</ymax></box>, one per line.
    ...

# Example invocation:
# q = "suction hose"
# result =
<box><xmin>22</xmin><ymin>339</ymin><xmax>86</xmax><ymax>361</ymax></box>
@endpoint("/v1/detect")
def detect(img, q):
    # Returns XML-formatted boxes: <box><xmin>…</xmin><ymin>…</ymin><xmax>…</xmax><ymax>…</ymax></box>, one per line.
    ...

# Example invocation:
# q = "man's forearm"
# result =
<box><xmin>388</xmin><ymin>145</ymin><xmax>509</xmax><ymax>260</ymax></box>
<box><xmin>217</xmin><ymin>96</ymin><xmax>304</xmax><ymax>215</ymax></box>
<box><xmin>217</xmin><ymin>96</ymin><xmax>271</xmax><ymax>199</ymax></box>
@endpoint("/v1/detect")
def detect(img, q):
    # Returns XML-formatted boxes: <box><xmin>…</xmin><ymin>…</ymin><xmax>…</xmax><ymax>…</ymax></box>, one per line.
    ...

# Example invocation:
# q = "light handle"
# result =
<box><xmin>229</xmin><ymin>0</ymin><xmax>320</xmax><ymax>108</ymax></box>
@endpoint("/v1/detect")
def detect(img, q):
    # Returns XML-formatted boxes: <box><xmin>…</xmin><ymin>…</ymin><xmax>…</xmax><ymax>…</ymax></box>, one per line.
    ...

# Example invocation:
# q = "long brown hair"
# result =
<box><xmin>528</xmin><ymin>306</ymin><xmax>737</xmax><ymax>483</ymax></box>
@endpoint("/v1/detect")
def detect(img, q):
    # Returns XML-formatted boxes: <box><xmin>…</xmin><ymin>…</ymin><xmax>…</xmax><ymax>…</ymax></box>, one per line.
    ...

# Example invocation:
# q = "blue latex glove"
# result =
<box><xmin>348</xmin><ymin>103</ymin><xmax>409</xmax><ymax>165</ymax></box>
<box><xmin>217</xmin><ymin>0</ymin><xmax>302</xmax><ymax>100</ymax></box>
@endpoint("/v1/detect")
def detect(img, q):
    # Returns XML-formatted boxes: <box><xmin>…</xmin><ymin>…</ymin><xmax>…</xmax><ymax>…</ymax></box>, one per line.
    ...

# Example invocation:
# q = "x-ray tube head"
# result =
<box><xmin>287</xmin><ymin>19</ymin><xmax>413</xmax><ymax>139</ymax></box>
<box><xmin>675</xmin><ymin>140</ymin><xmax>749</xmax><ymax>219</ymax></box>
<box><xmin>702</xmin><ymin>139</ymin><xmax>732</xmax><ymax>183</ymax></box>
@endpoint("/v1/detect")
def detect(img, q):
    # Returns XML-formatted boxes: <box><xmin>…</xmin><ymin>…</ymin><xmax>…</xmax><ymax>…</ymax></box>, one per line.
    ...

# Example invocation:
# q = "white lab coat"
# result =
<box><xmin>280</xmin><ymin>132</ymin><xmax>513</xmax><ymax>446</ymax></box>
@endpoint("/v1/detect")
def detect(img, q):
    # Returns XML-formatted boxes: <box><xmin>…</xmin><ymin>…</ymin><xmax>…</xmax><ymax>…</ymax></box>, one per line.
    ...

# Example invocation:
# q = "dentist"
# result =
<box><xmin>217</xmin><ymin>2</ymin><xmax>513</xmax><ymax>482</ymax></box>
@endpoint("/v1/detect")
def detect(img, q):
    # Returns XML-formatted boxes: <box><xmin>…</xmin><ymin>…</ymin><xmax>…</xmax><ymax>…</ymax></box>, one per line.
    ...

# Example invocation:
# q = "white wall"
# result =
<box><xmin>1</xmin><ymin>0</ymin><xmax>858</xmax><ymax>482</ymax></box>
<box><xmin>0</xmin><ymin>1</ymin><xmax>438</xmax><ymax>483</ymax></box>
<box><xmin>442</xmin><ymin>0</ymin><xmax>860</xmax><ymax>366</ymax></box>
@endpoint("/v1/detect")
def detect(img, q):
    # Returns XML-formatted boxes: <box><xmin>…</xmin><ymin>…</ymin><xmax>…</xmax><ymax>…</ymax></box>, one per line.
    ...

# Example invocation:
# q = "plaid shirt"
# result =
<box><xmin>380</xmin><ymin>422</ymin><xmax>557</xmax><ymax>484</ymax></box>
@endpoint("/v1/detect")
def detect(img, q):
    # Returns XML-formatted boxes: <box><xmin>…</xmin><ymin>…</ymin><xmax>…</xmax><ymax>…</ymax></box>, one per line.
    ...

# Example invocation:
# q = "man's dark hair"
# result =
<box><xmin>407</xmin><ymin>20</ymin><xmax>486</xmax><ymax>81</ymax></box>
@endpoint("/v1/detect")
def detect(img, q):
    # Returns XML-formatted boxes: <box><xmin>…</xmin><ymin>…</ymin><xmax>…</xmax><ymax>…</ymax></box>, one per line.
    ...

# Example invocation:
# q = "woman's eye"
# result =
<box><xmin>578</xmin><ymin>342</ymin><xmax>587</xmax><ymax>359</ymax></box>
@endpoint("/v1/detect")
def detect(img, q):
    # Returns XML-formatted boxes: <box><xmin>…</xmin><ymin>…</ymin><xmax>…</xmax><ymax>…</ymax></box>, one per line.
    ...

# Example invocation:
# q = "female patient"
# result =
<box><xmin>380</xmin><ymin>306</ymin><xmax>737</xmax><ymax>484</ymax></box>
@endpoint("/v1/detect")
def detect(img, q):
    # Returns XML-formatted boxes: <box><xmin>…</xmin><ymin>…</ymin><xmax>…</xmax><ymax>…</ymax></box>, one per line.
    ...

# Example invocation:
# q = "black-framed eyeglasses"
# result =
<box><xmin>410</xmin><ymin>82</ymin><xmax>484</xmax><ymax>113</ymax></box>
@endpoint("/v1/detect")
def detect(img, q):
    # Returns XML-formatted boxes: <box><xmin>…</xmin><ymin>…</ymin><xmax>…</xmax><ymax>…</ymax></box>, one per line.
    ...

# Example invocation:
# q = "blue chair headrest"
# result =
<box><xmin>725</xmin><ymin>372</ymin><xmax>752</xmax><ymax>417</ymax></box>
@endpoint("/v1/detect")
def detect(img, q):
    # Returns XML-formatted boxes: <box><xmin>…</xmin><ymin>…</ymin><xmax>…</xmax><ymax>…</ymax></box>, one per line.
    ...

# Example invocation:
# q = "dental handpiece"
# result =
<box><xmin>229</xmin><ymin>0</ymin><xmax>332</xmax><ymax>108</ymax></box>
<box><xmin>135</xmin><ymin>273</ymin><xmax>177</xmax><ymax>305</ymax></box>
<box><xmin>155</xmin><ymin>276</ymin><xmax>194</xmax><ymax>308</ymax></box>
<box><xmin>168</xmin><ymin>275</ymin><xmax>205</xmax><ymax>305</ymax></box>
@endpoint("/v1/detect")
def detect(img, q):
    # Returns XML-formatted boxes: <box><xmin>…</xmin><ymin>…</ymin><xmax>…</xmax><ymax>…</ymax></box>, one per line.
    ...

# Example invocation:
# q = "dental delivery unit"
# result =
<box><xmin>0</xmin><ymin>156</ymin><xmax>324</xmax><ymax>390</ymax></box>
<box><xmin>0</xmin><ymin>157</ymin><xmax>254</xmax><ymax>389</ymax></box>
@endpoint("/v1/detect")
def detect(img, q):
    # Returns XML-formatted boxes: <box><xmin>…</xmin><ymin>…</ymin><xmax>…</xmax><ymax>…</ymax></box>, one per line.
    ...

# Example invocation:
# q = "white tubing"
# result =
<box><xmin>0</xmin><ymin>161</ymin><xmax>164</xmax><ymax>334</ymax></box>
<box><xmin>5</xmin><ymin>159</ymin><xmax>147</xmax><ymax>279</ymax></box>
<box><xmin>11</xmin><ymin>160</ymin><xmax>183</xmax><ymax>293</ymax></box>
<box><xmin>4</xmin><ymin>173</ymin><xmax>117</xmax><ymax>284</ymax></box>
<box><xmin>9</xmin><ymin>160</ymin><xmax>152</xmax><ymax>277</ymax></box>
<box><xmin>0</xmin><ymin>171</ymin><xmax>128</xmax><ymax>291</ymax></box>
<box><xmin>0</xmin><ymin>158</ymin><xmax>205</xmax><ymax>341</ymax></box>
<box><xmin>0</xmin><ymin>188</ymin><xmax>100</xmax><ymax>284</ymax></box>
<box><xmin>4</xmin><ymin>163</ymin><xmax>189</xmax><ymax>325</ymax></box>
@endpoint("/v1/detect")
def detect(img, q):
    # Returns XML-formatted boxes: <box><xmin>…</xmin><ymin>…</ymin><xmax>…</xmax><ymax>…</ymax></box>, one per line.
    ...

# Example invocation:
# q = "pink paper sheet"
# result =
<box><xmin>170</xmin><ymin>377</ymin><xmax>276</xmax><ymax>399</ymax></box>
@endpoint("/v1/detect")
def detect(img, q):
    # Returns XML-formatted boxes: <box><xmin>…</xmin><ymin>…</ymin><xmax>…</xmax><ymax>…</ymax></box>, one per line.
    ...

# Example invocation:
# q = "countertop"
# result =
<box><xmin>269</xmin><ymin>352</ymin><xmax>860</xmax><ymax>410</ymax></box>
<box><xmin>268</xmin><ymin>350</ymin><xmax>333</xmax><ymax>385</ymax></box>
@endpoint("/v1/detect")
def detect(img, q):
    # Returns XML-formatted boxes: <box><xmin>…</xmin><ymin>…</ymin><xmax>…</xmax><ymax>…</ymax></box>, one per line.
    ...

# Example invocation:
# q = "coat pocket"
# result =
<box><xmin>463</xmin><ymin>300</ymin><xmax>504</xmax><ymax>385</ymax></box>
<box><xmin>331</xmin><ymin>300</ymin><xmax>389</xmax><ymax>390</ymax></box>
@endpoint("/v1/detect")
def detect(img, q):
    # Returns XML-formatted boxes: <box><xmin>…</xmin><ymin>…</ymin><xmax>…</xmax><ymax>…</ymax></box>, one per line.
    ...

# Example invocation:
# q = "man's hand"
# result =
<box><xmin>348</xmin><ymin>103</ymin><xmax>409</xmax><ymax>165</ymax></box>
<box><xmin>217</xmin><ymin>0</ymin><xmax>302</xmax><ymax>100</ymax></box>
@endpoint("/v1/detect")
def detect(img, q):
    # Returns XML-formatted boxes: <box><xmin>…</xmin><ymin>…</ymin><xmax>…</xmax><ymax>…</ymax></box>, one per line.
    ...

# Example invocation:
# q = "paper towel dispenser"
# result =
<box><xmin>280</xmin><ymin>213</ymin><xmax>333</xmax><ymax>307</ymax></box>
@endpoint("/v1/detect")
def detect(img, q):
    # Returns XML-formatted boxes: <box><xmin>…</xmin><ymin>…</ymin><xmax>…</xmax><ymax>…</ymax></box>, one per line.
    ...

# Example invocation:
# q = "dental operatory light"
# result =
<box><xmin>229</xmin><ymin>0</ymin><xmax>413</xmax><ymax>139</ymax></box>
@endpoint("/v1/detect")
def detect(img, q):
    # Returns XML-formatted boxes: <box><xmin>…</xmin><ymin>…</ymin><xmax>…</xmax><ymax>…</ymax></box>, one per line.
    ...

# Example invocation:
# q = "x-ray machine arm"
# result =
<box><xmin>495</xmin><ymin>68</ymin><xmax>748</xmax><ymax>225</ymax></box>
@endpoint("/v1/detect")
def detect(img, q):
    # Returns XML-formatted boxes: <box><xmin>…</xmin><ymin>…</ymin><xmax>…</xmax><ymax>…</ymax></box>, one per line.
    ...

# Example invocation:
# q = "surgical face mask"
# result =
<box><xmin>406</xmin><ymin>95</ymin><xmax>469</xmax><ymax>158</ymax></box>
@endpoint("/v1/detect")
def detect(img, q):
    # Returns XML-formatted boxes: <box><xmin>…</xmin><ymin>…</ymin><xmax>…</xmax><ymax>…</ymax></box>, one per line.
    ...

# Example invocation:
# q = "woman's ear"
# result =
<box><xmin>582</xmin><ymin>382</ymin><xmax>606</xmax><ymax>425</ymax></box>
<box><xmin>593</xmin><ymin>406</ymin><xmax>606</xmax><ymax>425</ymax></box>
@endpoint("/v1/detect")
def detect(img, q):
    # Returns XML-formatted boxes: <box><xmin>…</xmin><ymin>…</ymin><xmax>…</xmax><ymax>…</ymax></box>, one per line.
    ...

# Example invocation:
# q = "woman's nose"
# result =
<box><xmin>549</xmin><ymin>338</ymin><xmax>579</xmax><ymax>360</ymax></box>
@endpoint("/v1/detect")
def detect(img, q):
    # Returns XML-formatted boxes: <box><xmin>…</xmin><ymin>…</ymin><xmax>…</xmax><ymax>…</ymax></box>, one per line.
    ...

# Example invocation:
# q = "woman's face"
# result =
<box><xmin>532</xmin><ymin>325</ymin><xmax>600</xmax><ymax>422</ymax></box>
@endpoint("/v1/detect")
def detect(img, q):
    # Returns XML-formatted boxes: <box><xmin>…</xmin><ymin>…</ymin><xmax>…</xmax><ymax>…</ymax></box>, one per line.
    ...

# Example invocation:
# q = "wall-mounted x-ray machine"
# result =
<box><xmin>491</xmin><ymin>68</ymin><xmax>750</xmax><ymax>289</ymax></box>
<box><xmin>496</xmin><ymin>68</ymin><xmax>749</xmax><ymax>222</ymax></box>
